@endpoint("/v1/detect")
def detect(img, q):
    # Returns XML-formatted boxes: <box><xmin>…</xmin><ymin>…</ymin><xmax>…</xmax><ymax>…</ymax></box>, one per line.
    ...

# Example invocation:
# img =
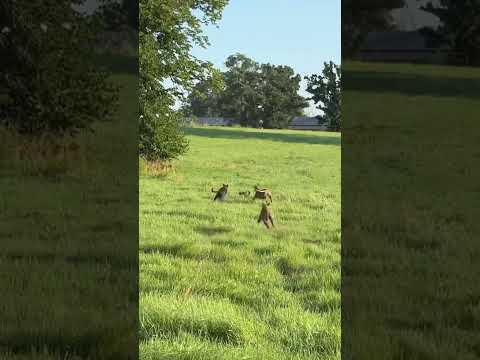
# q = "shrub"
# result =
<box><xmin>139</xmin><ymin>110</ymin><xmax>188</xmax><ymax>162</ymax></box>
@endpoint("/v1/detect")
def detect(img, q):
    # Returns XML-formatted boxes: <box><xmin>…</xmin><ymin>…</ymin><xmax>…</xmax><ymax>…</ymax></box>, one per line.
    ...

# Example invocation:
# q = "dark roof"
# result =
<box><xmin>196</xmin><ymin>117</ymin><xmax>235</xmax><ymax>125</ymax></box>
<box><xmin>290</xmin><ymin>116</ymin><xmax>324</xmax><ymax>127</ymax></box>
<box><xmin>362</xmin><ymin>31</ymin><xmax>428</xmax><ymax>50</ymax></box>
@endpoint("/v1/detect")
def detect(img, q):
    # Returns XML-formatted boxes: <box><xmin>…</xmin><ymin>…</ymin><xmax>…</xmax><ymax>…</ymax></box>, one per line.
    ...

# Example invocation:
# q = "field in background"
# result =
<box><xmin>140</xmin><ymin>127</ymin><xmax>341</xmax><ymax>360</ymax></box>
<box><xmin>0</xmin><ymin>67</ymin><xmax>138</xmax><ymax>358</ymax></box>
<box><xmin>342</xmin><ymin>61</ymin><xmax>480</xmax><ymax>359</ymax></box>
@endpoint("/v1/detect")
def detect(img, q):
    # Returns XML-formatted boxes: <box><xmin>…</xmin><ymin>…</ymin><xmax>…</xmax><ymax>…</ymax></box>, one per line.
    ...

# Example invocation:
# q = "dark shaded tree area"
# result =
<box><xmin>184</xmin><ymin>53</ymin><xmax>308</xmax><ymax>129</ymax></box>
<box><xmin>419</xmin><ymin>0</ymin><xmax>480</xmax><ymax>65</ymax></box>
<box><xmin>342</xmin><ymin>0</ymin><xmax>405</xmax><ymax>58</ymax></box>
<box><xmin>99</xmin><ymin>0</ymin><xmax>139</xmax><ymax>30</ymax></box>
<box><xmin>0</xmin><ymin>0</ymin><xmax>118</xmax><ymax>135</ymax></box>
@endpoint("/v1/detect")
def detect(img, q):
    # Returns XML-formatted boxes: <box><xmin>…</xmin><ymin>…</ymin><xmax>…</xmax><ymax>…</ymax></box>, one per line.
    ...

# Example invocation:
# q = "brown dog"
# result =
<box><xmin>258</xmin><ymin>202</ymin><xmax>275</xmax><ymax>229</ymax></box>
<box><xmin>253</xmin><ymin>185</ymin><xmax>273</xmax><ymax>203</ymax></box>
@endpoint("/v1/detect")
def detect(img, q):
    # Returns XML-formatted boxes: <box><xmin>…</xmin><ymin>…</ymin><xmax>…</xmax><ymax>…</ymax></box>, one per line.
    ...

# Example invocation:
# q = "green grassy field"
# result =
<box><xmin>0</xmin><ymin>68</ymin><xmax>138</xmax><ymax>359</ymax></box>
<box><xmin>139</xmin><ymin>127</ymin><xmax>341</xmax><ymax>359</ymax></box>
<box><xmin>342</xmin><ymin>61</ymin><xmax>480</xmax><ymax>359</ymax></box>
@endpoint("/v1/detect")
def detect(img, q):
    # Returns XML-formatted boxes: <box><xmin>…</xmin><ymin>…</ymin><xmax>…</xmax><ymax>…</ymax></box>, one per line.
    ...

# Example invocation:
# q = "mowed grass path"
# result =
<box><xmin>140</xmin><ymin>127</ymin><xmax>341</xmax><ymax>360</ymax></box>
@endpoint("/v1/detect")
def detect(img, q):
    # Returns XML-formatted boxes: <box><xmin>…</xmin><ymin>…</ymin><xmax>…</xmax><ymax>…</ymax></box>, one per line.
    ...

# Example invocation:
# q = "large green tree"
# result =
<box><xmin>305</xmin><ymin>62</ymin><xmax>341</xmax><ymax>132</ymax></box>
<box><xmin>0</xmin><ymin>0</ymin><xmax>118</xmax><ymax>135</ymax></box>
<box><xmin>185</xmin><ymin>53</ymin><xmax>307</xmax><ymax>129</ymax></box>
<box><xmin>342</xmin><ymin>0</ymin><xmax>405</xmax><ymax>58</ymax></box>
<box><xmin>139</xmin><ymin>0</ymin><xmax>228</xmax><ymax>161</ymax></box>
<box><xmin>258</xmin><ymin>63</ymin><xmax>308</xmax><ymax>129</ymax></box>
<box><xmin>222</xmin><ymin>54</ymin><xmax>263</xmax><ymax>126</ymax></box>
<box><xmin>183</xmin><ymin>69</ymin><xmax>225</xmax><ymax>118</ymax></box>
<box><xmin>419</xmin><ymin>0</ymin><xmax>480</xmax><ymax>65</ymax></box>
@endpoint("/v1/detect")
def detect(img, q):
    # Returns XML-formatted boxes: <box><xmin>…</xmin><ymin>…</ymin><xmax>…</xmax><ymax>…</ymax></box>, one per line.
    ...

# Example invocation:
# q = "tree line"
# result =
<box><xmin>182</xmin><ymin>54</ymin><xmax>308</xmax><ymax>129</ymax></box>
<box><xmin>182</xmin><ymin>54</ymin><xmax>341</xmax><ymax>131</ymax></box>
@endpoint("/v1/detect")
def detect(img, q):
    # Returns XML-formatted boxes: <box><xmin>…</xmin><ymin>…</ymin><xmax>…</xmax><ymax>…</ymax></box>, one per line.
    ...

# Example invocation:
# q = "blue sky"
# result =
<box><xmin>78</xmin><ymin>0</ymin><xmax>341</xmax><ymax>115</ymax></box>
<box><xmin>191</xmin><ymin>0</ymin><xmax>341</xmax><ymax>115</ymax></box>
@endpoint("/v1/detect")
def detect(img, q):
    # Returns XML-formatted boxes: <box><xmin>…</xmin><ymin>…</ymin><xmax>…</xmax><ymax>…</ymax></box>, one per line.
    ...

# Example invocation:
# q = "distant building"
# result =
<box><xmin>357</xmin><ymin>30</ymin><xmax>465</xmax><ymax>65</ymax></box>
<box><xmin>289</xmin><ymin>116</ymin><xmax>328</xmax><ymax>131</ymax></box>
<box><xmin>195</xmin><ymin>117</ymin><xmax>237</xmax><ymax>126</ymax></box>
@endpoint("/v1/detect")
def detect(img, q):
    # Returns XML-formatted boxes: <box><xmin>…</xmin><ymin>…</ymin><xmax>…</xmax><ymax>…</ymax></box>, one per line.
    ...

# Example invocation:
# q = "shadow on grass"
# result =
<box><xmin>212</xmin><ymin>239</ymin><xmax>247</xmax><ymax>248</ymax></box>
<box><xmin>228</xmin><ymin>197</ymin><xmax>256</xmax><ymax>205</ymax></box>
<box><xmin>0</xmin><ymin>253</ymin><xmax>134</xmax><ymax>269</ymax></box>
<box><xmin>1</xmin><ymin>326</ymin><xmax>136</xmax><ymax>359</ymax></box>
<box><xmin>185</xmin><ymin>127</ymin><xmax>340</xmax><ymax>146</ymax></box>
<box><xmin>254</xmin><ymin>246</ymin><xmax>275</xmax><ymax>256</ymax></box>
<box><xmin>195</xmin><ymin>225</ymin><xmax>233</xmax><ymax>236</ymax></box>
<box><xmin>344</xmin><ymin>70</ymin><xmax>480</xmax><ymax>99</ymax></box>
<box><xmin>301</xmin><ymin>293</ymin><xmax>339</xmax><ymax>314</ymax></box>
<box><xmin>140</xmin><ymin>243</ymin><xmax>191</xmax><ymax>257</ymax></box>
<box><xmin>302</xmin><ymin>238</ymin><xmax>322</xmax><ymax>245</ymax></box>
<box><xmin>2</xmin><ymin>334</ymin><xmax>103</xmax><ymax>359</ymax></box>
<box><xmin>142</xmin><ymin>210</ymin><xmax>215</xmax><ymax>222</ymax></box>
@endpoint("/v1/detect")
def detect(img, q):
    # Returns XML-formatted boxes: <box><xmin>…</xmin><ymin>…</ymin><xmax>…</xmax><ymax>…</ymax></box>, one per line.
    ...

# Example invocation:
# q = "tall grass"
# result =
<box><xmin>140</xmin><ymin>126</ymin><xmax>341</xmax><ymax>360</ymax></box>
<box><xmin>139</xmin><ymin>157</ymin><xmax>174</xmax><ymax>177</ymax></box>
<box><xmin>342</xmin><ymin>61</ymin><xmax>480</xmax><ymax>359</ymax></box>
<box><xmin>0</xmin><ymin>127</ymin><xmax>89</xmax><ymax>177</ymax></box>
<box><xmin>0</xmin><ymin>73</ymin><xmax>138</xmax><ymax>359</ymax></box>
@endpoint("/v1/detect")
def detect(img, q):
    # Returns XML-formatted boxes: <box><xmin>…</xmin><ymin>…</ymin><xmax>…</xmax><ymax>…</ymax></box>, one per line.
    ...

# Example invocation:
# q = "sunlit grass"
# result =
<box><xmin>140</xmin><ymin>126</ymin><xmax>341</xmax><ymax>360</ymax></box>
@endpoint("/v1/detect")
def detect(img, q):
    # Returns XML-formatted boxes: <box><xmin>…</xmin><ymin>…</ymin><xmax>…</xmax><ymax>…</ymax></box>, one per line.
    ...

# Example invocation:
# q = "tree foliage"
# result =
<box><xmin>305</xmin><ymin>62</ymin><xmax>341</xmax><ymax>132</ymax></box>
<box><xmin>342</xmin><ymin>0</ymin><xmax>405</xmax><ymax>58</ymax></box>
<box><xmin>258</xmin><ymin>63</ymin><xmax>308</xmax><ymax>129</ymax></box>
<box><xmin>185</xmin><ymin>53</ymin><xmax>308</xmax><ymax>129</ymax></box>
<box><xmin>139</xmin><ymin>0</ymin><xmax>228</xmax><ymax>161</ymax></box>
<box><xmin>99</xmin><ymin>0</ymin><xmax>139</xmax><ymax>30</ymax></box>
<box><xmin>0</xmin><ymin>0</ymin><xmax>119</xmax><ymax>135</ymax></box>
<box><xmin>419</xmin><ymin>0</ymin><xmax>480</xmax><ymax>65</ymax></box>
<box><xmin>183</xmin><ymin>69</ymin><xmax>225</xmax><ymax>118</ymax></box>
<box><xmin>222</xmin><ymin>54</ymin><xmax>263</xmax><ymax>126</ymax></box>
